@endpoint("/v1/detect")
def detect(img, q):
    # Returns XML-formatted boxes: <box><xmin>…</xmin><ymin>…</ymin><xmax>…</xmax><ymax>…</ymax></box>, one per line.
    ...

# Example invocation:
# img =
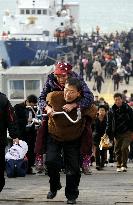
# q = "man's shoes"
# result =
<box><xmin>67</xmin><ymin>199</ymin><xmax>76</xmax><ymax>204</ymax></box>
<box><xmin>96</xmin><ymin>166</ymin><xmax>101</xmax><ymax>171</ymax></box>
<box><xmin>121</xmin><ymin>167</ymin><xmax>127</xmax><ymax>172</ymax></box>
<box><xmin>47</xmin><ymin>191</ymin><xmax>57</xmax><ymax>199</ymax></box>
<box><xmin>47</xmin><ymin>182</ymin><xmax>62</xmax><ymax>199</ymax></box>
<box><xmin>116</xmin><ymin>167</ymin><xmax>122</xmax><ymax>172</ymax></box>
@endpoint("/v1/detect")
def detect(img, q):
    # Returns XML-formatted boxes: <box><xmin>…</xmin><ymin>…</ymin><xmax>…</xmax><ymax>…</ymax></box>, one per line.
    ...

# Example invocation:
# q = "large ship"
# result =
<box><xmin>0</xmin><ymin>0</ymin><xmax>80</xmax><ymax>67</ymax></box>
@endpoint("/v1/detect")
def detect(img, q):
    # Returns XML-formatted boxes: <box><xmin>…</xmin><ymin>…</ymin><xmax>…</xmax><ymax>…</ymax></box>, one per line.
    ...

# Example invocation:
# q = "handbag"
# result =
<box><xmin>99</xmin><ymin>133</ymin><xmax>112</xmax><ymax>150</ymax></box>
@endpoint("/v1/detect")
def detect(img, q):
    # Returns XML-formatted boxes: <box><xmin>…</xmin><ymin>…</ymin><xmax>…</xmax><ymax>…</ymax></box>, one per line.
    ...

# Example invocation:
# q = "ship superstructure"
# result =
<box><xmin>0</xmin><ymin>0</ymin><xmax>80</xmax><ymax>66</ymax></box>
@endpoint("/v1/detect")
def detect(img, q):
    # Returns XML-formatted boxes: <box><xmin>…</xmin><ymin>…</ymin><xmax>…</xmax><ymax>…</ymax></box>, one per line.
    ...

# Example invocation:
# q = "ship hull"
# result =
<box><xmin>0</xmin><ymin>40</ymin><xmax>72</xmax><ymax>66</ymax></box>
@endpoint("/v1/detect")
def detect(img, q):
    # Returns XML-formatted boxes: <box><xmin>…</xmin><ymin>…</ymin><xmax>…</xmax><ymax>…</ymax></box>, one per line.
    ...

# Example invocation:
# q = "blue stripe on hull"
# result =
<box><xmin>0</xmin><ymin>40</ymin><xmax>72</xmax><ymax>66</ymax></box>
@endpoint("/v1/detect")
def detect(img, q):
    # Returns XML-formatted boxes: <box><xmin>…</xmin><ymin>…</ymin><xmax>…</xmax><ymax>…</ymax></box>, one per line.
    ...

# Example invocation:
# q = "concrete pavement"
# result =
<box><xmin>1</xmin><ymin>162</ymin><xmax>133</xmax><ymax>205</ymax></box>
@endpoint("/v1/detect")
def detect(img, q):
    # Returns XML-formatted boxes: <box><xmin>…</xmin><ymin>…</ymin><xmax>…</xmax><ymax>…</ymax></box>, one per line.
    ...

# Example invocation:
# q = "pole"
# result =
<box><xmin>61</xmin><ymin>0</ymin><xmax>64</xmax><ymax>8</ymax></box>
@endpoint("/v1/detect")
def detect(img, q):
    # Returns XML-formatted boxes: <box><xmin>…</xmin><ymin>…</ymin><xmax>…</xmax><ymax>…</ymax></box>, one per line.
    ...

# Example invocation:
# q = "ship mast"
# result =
<box><xmin>61</xmin><ymin>0</ymin><xmax>64</xmax><ymax>8</ymax></box>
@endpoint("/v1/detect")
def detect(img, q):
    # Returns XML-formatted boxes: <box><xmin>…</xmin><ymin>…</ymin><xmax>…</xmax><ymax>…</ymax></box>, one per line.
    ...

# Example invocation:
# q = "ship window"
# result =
<box><xmin>9</xmin><ymin>80</ymin><xmax>24</xmax><ymax>99</ymax></box>
<box><xmin>37</xmin><ymin>10</ymin><xmax>41</xmax><ymax>15</ymax></box>
<box><xmin>43</xmin><ymin>30</ymin><xmax>49</xmax><ymax>36</ymax></box>
<box><xmin>26</xmin><ymin>9</ymin><xmax>30</xmax><ymax>15</ymax></box>
<box><xmin>43</xmin><ymin>9</ymin><xmax>47</xmax><ymax>15</ymax></box>
<box><xmin>9</xmin><ymin>80</ymin><xmax>40</xmax><ymax>100</ymax></box>
<box><xmin>20</xmin><ymin>9</ymin><xmax>25</xmax><ymax>14</ymax></box>
<box><xmin>25</xmin><ymin>80</ymin><xmax>40</xmax><ymax>97</ymax></box>
<box><xmin>31</xmin><ymin>9</ymin><xmax>36</xmax><ymax>14</ymax></box>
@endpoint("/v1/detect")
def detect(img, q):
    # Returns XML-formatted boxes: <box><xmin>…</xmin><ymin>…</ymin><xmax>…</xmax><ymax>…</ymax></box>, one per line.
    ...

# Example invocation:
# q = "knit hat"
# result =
<box><xmin>54</xmin><ymin>62</ymin><xmax>72</xmax><ymax>75</ymax></box>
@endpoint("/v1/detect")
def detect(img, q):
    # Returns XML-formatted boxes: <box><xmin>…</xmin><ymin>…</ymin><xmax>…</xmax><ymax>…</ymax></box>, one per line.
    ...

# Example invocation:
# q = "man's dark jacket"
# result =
<box><xmin>93</xmin><ymin>116</ymin><xmax>107</xmax><ymax>146</ymax></box>
<box><xmin>106</xmin><ymin>102</ymin><xmax>133</xmax><ymax>139</ymax></box>
<box><xmin>0</xmin><ymin>92</ymin><xmax>18</xmax><ymax>146</ymax></box>
<box><xmin>14</xmin><ymin>102</ymin><xmax>36</xmax><ymax>140</ymax></box>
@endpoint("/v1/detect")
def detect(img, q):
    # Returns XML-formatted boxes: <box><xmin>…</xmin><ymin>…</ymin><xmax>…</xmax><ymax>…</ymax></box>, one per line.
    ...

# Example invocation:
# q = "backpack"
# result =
<box><xmin>6</xmin><ymin>158</ymin><xmax>28</xmax><ymax>178</ymax></box>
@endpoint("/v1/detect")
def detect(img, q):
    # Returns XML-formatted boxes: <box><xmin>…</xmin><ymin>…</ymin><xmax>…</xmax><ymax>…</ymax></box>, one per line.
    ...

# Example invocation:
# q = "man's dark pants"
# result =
<box><xmin>115</xmin><ymin>131</ymin><xmax>133</xmax><ymax>167</ymax></box>
<box><xmin>45</xmin><ymin>134</ymin><xmax>81</xmax><ymax>200</ymax></box>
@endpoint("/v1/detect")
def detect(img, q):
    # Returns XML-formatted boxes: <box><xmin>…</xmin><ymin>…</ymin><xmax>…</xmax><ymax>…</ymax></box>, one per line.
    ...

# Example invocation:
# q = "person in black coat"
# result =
<box><xmin>112</xmin><ymin>69</ymin><xmax>120</xmax><ymax>91</ymax></box>
<box><xmin>106</xmin><ymin>93</ymin><xmax>133</xmax><ymax>172</ymax></box>
<box><xmin>14</xmin><ymin>95</ymin><xmax>38</xmax><ymax>174</ymax></box>
<box><xmin>95</xmin><ymin>72</ymin><xmax>104</xmax><ymax>93</ymax></box>
<box><xmin>93</xmin><ymin>105</ymin><xmax>108</xmax><ymax>170</ymax></box>
<box><xmin>0</xmin><ymin>92</ymin><xmax>19</xmax><ymax>192</ymax></box>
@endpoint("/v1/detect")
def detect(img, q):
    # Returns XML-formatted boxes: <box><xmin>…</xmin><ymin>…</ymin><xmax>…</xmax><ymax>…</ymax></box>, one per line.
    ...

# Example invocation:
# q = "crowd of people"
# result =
<box><xmin>1</xmin><ymin>29</ymin><xmax>133</xmax><ymax>205</ymax></box>
<box><xmin>65</xmin><ymin>30</ymin><xmax>133</xmax><ymax>94</ymax></box>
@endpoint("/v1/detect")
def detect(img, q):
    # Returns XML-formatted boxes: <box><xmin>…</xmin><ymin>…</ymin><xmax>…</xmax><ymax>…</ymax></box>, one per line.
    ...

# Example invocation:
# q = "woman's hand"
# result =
<box><xmin>63</xmin><ymin>103</ymin><xmax>77</xmax><ymax>112</ymax></box>
<box><xmin>13</xmin><ymin>138</ymin><xmax>19</xmax><ymax>144</ymax></box>
<box><xmin>45</xmin><ymin>105</ymin><xmax>55</xmax><ymax>116</ymax></box>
